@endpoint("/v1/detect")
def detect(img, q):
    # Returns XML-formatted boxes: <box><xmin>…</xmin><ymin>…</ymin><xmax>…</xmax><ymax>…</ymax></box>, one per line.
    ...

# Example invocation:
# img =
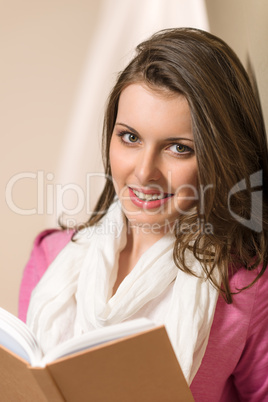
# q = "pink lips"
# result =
<box><xmin>129</xmin><ymin>187</ymin><xmax>174</xmax><ymax>210</ymax></box>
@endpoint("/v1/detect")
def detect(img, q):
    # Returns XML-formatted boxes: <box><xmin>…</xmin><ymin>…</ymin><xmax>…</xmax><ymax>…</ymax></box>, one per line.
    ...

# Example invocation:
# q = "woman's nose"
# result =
<box><xmin>134</xmin><ymin>148</ymin><xmax>161</xmax><ymax>185</ymax></box>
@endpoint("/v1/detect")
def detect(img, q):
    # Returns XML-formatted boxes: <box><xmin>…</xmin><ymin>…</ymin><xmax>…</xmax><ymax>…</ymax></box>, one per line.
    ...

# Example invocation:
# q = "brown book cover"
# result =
<box><xmin>0</xmin><ymin>324</ymin><xmax>194</xmax><ymax>402</ymax></box>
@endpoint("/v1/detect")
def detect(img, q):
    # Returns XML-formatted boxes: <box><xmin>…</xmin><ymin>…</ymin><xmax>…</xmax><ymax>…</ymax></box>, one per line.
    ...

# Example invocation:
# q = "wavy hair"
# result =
<box><xmin>84</xmin><ymin>27</ymin><xmax>268</xmax><ymax>303</ymax></box>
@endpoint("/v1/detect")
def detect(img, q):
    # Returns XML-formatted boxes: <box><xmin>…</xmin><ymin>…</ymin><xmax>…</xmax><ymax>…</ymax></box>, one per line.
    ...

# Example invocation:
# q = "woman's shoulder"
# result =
<box><xmin>191</xmin><ymin>263</ymin><xmax>268</xmax><ymax>400</ymax></box>
<box><xmin>32</xmin><ymin>228</ymin><xmax>74</xmax><ymax>265</ymax></box>
<box><xmin>226</xmin><ymin>262</ymin><xmax>268</xmax><ymax>329</ymax></box>
<box><xmin>27</xmin><ymin>228</ymin><xmax>75</xmax><ymax>278</ymax></box>
<box><xmin>215</xmin><ymin>261</ymin><xmax>268</xmax><ymax>332</ymax></box>
<box><xmin>18</xmin><ymin>228</ymin><xmax>74</xmax><ymax>322</ymax></box>
<box><xmin>228</xmin><ymin>263</ymin><xmax>268</xmax><ymax>398</ymax></box>
<box><xmin>229</xmin><ymin>261</ymin><xmax>268</xmax><ymax>303</ymax></box>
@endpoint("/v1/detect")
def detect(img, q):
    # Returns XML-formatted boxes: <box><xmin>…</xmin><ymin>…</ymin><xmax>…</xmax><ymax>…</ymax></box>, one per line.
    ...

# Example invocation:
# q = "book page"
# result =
<box><xmin>41</xmin><ymin>318</ymin><xmax>155</xmax><ymax>366</ymax></box>
<box><xmin>0</xmin><ymin>325</ymin><xmax>32</xmax><ymax>363</ymax></box>
<box><xmin>0</xmin><ymin>307</ymin><xmax>42</xmax><ymax>365</ymax></box>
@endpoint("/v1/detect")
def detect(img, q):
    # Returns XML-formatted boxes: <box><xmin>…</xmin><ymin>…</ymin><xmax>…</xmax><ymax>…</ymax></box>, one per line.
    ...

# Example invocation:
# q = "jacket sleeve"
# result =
<box><xmin>18</xmin><ymin>229</ymin><xmax>73</xmax><ymax>322</ymax></box>
<box><xmin>232</xmin><ymin>265</ymin><xmax>268</xmax><ymax>400</ymax></box>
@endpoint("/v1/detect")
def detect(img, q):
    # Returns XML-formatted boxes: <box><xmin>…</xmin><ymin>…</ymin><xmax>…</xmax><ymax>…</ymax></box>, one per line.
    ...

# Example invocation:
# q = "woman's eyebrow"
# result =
<box><xmin>165</xmin><ymin>137</ymin><xmax>194</xmax><ymax>143</ymax></box>
<box><xmin>115</xmin><ymin>122</ymin><xmax>139</xmax><ymax>135</ymax></box>
<box><xmin>115</xmin><ymin>122</ymin><xmax>194</xmax><ymax>142</ymax></box>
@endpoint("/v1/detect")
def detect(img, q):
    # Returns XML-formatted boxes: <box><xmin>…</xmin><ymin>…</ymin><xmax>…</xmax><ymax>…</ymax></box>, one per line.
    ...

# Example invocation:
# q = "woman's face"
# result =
<box><xmin>109</xmin><ymin>83</ymin><xmax>198</xmax><ymax>233</ymax></box>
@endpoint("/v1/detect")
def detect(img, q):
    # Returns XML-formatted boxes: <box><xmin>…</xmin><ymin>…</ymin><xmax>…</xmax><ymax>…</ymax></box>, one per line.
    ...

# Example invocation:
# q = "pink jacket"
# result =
<box><xmin>19</xmin><ymin>230</ymin><xmax>268</xmax><ymax>401</ymax></box>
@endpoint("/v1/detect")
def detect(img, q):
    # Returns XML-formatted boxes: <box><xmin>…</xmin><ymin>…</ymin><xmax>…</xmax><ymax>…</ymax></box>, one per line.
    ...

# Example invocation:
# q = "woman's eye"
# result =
<box><xmin>169</xmin><ymin>143</ymin><xmax>193</xmax><ymax>155</ymax></box>
<box><xmin>121</xmin><ymin>133</ymin><xmax>139</xmax><ymax>143</ymax></box>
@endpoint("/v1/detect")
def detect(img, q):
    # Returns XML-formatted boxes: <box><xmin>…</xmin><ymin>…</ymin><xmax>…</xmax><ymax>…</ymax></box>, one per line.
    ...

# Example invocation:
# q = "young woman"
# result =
<box><xmin>19</xmin><ymin>28</ymin><xmax>268</xmax><ymax>400</ymax></box>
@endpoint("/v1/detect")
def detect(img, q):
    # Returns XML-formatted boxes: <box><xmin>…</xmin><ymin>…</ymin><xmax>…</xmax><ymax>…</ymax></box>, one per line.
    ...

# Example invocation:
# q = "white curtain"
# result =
<box><xmin>52</xmin><ymin>0</ymin><xmax>209</xmax><ymax>227</ymax></box>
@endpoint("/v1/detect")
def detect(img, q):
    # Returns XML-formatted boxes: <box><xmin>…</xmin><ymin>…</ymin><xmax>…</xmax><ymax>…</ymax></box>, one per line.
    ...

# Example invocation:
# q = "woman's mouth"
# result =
<box><xmin>128</xmin><ymin>187</ymin><xmax>174</xmax><ymax>209</ymax></box>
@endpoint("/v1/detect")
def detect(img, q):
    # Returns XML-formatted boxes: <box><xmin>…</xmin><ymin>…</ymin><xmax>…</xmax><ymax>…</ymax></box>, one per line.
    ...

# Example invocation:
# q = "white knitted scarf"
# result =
<box><xmin>27</xmin><ymin>200</ymin><xmax>219</xmax><ymax>384</ymax></box>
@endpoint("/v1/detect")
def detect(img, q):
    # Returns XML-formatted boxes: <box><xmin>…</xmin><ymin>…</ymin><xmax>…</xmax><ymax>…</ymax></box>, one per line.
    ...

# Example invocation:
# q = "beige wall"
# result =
<box><xmin>0</xmin><ymin>1</ymin><xmax>102</xmax><ymax>315</ymax></box>
<box><xmin>205</xmin><ymin>0</ymin><xmax>268</xmax><ymax>131</ymax></box>
<box><xmin>1</xmin><ymin>1</ymin><xmax>267</xmax><ymax>317</ymax></box>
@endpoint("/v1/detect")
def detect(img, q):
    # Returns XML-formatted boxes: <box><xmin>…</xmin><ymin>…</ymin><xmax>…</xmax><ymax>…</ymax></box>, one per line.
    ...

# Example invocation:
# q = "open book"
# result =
<box><xmin>0</xmin><ymin>307</ymin><xmax>194</xmax><ymax>402</ymax></box>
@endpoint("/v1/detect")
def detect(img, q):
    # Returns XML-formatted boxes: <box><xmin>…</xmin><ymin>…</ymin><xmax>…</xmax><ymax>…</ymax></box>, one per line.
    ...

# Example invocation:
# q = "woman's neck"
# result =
<box><xmin>112</xmin><ymin>222</ymin><xmax>169</xmax><ymax>296</ymax></box>
<box><xmin>126</xmin><ymin>223</ymin><xmax>165</xmax><ymax>257</ymax></box>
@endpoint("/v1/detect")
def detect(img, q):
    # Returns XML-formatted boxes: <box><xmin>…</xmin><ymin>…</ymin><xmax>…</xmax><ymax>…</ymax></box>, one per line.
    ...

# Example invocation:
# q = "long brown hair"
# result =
<box><xmin>84</xmin><ymin>27</ymin><xmax>268</xmax><ymax>303</ymax></box>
